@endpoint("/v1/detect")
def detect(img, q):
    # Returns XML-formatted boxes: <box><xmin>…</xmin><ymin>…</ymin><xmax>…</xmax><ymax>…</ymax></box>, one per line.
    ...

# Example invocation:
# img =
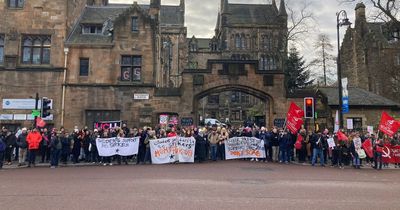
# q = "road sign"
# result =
<box><xmin>32</xmin><ymin>109</ymin><xmax>40</xmax><ymax>117</ymax></box>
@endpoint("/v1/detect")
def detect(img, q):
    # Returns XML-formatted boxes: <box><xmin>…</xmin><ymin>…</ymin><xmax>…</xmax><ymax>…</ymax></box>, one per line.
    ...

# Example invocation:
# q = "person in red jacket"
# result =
<box><xmin>26</xmin><ymin>128</ymin><xmax>42</xmax><ymax>167</ymax></box>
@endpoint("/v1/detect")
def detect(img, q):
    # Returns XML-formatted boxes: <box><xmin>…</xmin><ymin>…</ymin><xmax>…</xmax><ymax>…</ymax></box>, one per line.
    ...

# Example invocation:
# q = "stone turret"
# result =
<box><xmin>272</xmin><ymin>0</ymin><xmax>278</xmax><ymax>13</ymax></box>
<box><xmin>180</xmin><ymin>0</ymin><xmax>185</xmax><ymax>16</ymax></box>
<box><xmin>87</xmin><ymin>0</ymin><xmax>108</xmax><ymax>6</ymax></box>
<box><xmin>150</xmin><ymin>0</ymin><xmax>161</xmax><ymax>16</ymax></box>
<box><xmin>221</xmin><ymin>0</ymin><xmax>229</xmax><ymax>15</ymax></box>
<box><xmin>278</xmin><ymin>0</ymin><xmax>287</xmax><ymax>17</ymax></box>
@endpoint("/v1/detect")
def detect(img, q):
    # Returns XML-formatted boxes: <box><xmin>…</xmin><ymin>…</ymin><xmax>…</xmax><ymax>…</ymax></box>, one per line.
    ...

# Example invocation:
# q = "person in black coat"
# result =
<box><xmin>194</xmin><ymin>130</ymin><xmax>207</xmax><ymax>163</ymax></box>
<box><xmin>136</xmin><ymin>128</ymin><xmax>148</xmax><ymax>164</ymax></box>
<box><xmin>4</xmin><ymin>131</ymin><xmax>16</xmax><ymax>165</ymax></box>
<box><xmin>60</xmin><ymin>131</ymin><xmax>71</xmax><ymax>164</ymax></box>
<box><xmin>71</xmin><ymin>129</ymin><xmax>81</xmax><ymax>164</ymax></box>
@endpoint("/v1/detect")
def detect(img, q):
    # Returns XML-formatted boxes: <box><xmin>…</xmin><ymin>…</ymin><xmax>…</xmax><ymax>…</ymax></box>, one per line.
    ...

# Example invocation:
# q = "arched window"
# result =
<box><xmin>262</xmin><ymin>35</ymin><xmax>273</xmax><ymax>50</ymax></box>
<box><xmin>260</xmin><ymin>55</ymin><xmax>277</xmax><ymax>71</ymax></box>
<box><xmin>259</xmin><ymin>55</ymin><xmax>267</xmax><ymax>71</ymax></box>
<box><xmin>0</xmin><ymin>35</ymin><xmax>4</xmax><ymax>65</ymax></box>
<box><xmin>235</xmin><ymin>34</ymin><xmax>241</xmax><ymax>49</ymax></box>
<box><xmin>22</xmin><ymin>35</ymin><xmax>51</xmax><ymax>64</ymax></box>
<box><xmin>241</xmin><ymin>34</ymin><xmax>246</xmax><ymax>49</ymax></box>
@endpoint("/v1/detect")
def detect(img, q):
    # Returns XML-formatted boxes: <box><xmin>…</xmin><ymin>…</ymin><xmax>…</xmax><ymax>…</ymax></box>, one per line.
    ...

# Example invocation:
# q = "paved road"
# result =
<box><xmin>0</xmin><ymin>161</ymin><xmax>399</xmax><ymax>210</ymax></box>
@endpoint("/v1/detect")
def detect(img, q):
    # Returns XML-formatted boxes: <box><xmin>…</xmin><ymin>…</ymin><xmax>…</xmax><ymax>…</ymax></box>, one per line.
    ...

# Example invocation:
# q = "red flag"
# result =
<box><xmin>285</xmin><ymin>102</ymin><xmax>304</xmax><ymax>134</ymax></box>
<box><xmin>294</xmin><ymin>134</ymin><xmax>303</xmax><ymax>150</ymax></box>
<box><xmin>382</xmin><ymin>145</ymin><xmax>400</xmax><ymax>164</ymax></box>
<box><xmin>337</xmin><ymin>131</ymin><xmax>348</xmax><ymax>141</ymax></box>
<box><xmin>36</xmin><ymin>117</ymin><xmax>46</xmax><ymax>128</ymax></box>
<box><xmin>362</xmin><ymin>139</ymin><xmax>373</xmax><ymax>158</ymax></box>
<box><xmin>379</xmin><ymin>112</ymin><xmax>400</xmax><ymax>137</ymax></box>
<box><xmin>288</xmin><ymin>102</ymin><xmax>305</xmax><ymax>118</ymax></box>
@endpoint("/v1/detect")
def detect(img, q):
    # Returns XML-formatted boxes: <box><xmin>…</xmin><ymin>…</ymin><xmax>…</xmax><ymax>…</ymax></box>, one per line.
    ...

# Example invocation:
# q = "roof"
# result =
<box><xmin>66</xmin><ymin>4</ymin><xmax>184</xmax><ymax>45</ymax></box>
<box><xmin>318</xmin><ymin>87</ymin><xmax>400</xmax><ymax>108</ymax></box>
<box><xmin>226</xmin><ymin>4</ymin><xmax>281</xmax><ymax>26</ymax></box>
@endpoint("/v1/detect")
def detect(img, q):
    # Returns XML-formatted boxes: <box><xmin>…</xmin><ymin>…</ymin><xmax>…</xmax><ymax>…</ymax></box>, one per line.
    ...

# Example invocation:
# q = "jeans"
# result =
<box><xmin>144</xmin><ymin>147</ymin><xmax>151</xmax><ymax>164</ymax></box>
<box><xmin>374</xmin><ymin>152</ymin><xmax>383</xmax><ymax>170</ymax></box>
<box><xmin>353</xmin><ymin>156</ymin><xmax>360</xmax><ymax>167</ymax></box>
<box><xmin>280</xmin><ymin>148</ymin><xmax>287</xmax><ymax>162</ymax></box>
<box><xmin>265</xmin><ymin>145</ymin><xmax>272</xmax><ymax>161</ymax></box>
<box><xmin>28</xmin><ymin>149</ymin><xmax>38</xmax><ymax>166</ymax></box>
<box><xmin>18</xmin><ymin>148</ymin><xmax>27</xmax><ymax>164</ymax></box>
<box><xmin>210</xmin><ymin>144</ymin><xmax>217</xmax><ymax>161</ymax></box>
<box><xmin>218</xmin><ymin>144</ymin><xmax>225</xmax><ymax>160</ymax></box>
<box><xmin>91</xmin><ymin>148</ymin><xmax>99</xmax><ymax>162</ymax></box>
<box><xmin>312</xmin><ymin>148</ymin><xmax>324</xmax><ymax>166</ymax></box>
<box><xmin>40</xmin><ymin>146</ymin><xmax>50</xmax><ymax>163</ymax></box>
<box><xmin>272</xmin><ymin>146</ymin><xmax>279</xmax><ymax>162</ymax></box>
<box><xmin>51</xmin><ymin>149</ymin><xmax>61</xmax><ymax>167</ymax></box>
<box><xmin>5</xmin><ymin>146</ymin><xmax>13</xmax><ymax>163</ymax></box>
<box><xmin>61</xmin><ymin>150</ymin><xmax>69</xmax><ymax>164</ymax></box>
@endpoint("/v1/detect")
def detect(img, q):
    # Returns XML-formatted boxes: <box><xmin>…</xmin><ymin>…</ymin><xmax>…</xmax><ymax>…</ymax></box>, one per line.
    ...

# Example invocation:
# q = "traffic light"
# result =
<box><xmin>41</xmin><ymin>97</ymin><xmax>51</xmax><ymax>118</ymax></box>
<box><xmin>304</xmin><ymin>97</ymin><xmax>314</xmax><ymax>119</ymax></box>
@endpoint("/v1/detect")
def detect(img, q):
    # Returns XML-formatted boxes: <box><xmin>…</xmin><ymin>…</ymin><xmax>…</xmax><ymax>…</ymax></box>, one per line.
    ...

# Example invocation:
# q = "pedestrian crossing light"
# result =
<box><xmin>304</xmin><ymin>97</ymin><xmax>314</xmax><ymax>119</ymax></box>
<box><xmin>41</xmin><ymin>97</ymin><xmax>51</xmax><ymax>118</ymax></box>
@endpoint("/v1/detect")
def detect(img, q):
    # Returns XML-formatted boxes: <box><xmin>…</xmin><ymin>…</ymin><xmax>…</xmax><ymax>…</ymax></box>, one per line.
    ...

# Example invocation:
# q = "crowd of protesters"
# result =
<box><xmin>0</xmin><ymin>124</ymin><xmax>399</xmax><ymax>170</ymax></box>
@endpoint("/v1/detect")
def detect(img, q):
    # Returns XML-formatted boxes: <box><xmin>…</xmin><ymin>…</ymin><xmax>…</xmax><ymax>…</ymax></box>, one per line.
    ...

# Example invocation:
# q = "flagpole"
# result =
<box><xmin>34</xmin><ymin>93</ymin><xmax>39</xmax><ymax>129</ymax></box>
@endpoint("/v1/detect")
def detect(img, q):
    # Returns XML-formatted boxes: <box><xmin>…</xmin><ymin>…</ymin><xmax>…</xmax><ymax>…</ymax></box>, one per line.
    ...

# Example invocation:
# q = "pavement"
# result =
<box><xmin>0</xmin><ymin>160</ymin><xmax>399</xmax><ymax>210</ymax></box>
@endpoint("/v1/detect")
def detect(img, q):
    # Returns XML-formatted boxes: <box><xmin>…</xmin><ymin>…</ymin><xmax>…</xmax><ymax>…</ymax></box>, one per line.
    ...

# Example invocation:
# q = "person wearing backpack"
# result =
<box><xmin>50</xmin><ymin>131</ymin><xmax>62</xmax><ymax>168</ymax></box>
<box><xmin>16</xmin><ymin>128</ymin><xmax>28</xmax><ymax>166</ymax></box>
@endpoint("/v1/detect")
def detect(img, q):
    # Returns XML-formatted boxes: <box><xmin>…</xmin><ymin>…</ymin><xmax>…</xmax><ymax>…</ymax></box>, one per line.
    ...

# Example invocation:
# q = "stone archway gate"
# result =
<box><xmin>179</xmin><ymin>59</ymin><xmax>289</xmax><ymax>127</ymax></box>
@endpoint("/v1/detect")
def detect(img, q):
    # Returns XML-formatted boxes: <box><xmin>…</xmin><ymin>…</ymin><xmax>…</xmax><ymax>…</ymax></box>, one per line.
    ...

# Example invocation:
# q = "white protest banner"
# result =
<box><xmin>225</xmin><ymin>137</ymin><xmax>265</xmax><ymax>160</ymax></box>
<box><xmin>353</xmin><ymin>137</ymin><xmax>362</xmax><ymax>149</ymax></box>
<box><xmin>150</xmin><ymin>137</ymin><xmax>196</xmax><ymax>164</ymax></box>
<box><xmin>327</xmin><ymin>137</ymin><xmax>335</xmax><ymax>148</ymax></box>
<box><xmin>96</xmin><ymin>137</ymin><xmax>139</xmax><ymax>157</ymax></box>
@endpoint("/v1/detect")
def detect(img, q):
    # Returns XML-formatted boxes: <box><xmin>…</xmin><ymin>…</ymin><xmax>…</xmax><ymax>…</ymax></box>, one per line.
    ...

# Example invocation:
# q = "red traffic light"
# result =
<box><xmin>305</xmin><ymin>99</ymin><xmax>313</xmax><ymax>105</ymax></box>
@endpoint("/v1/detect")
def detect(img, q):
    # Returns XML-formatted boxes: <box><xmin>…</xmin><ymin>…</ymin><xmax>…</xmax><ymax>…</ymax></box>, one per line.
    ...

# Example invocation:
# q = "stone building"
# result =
<box><xmin>341</xmin><ymin>2</ymin><xmax>400</xmax><ymax>103</ymax></box>
<box><xmin>1</xmin><ymin>0</ymin><xmax>294</xmax><ymax>130</ymax></box>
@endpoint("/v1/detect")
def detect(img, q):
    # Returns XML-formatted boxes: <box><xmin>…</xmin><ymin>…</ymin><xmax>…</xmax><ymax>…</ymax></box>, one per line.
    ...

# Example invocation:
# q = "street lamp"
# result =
<box><xmin>336</xmin><ymin>10</ymin><xmax>352</xmax><ymax>129</ymax></box>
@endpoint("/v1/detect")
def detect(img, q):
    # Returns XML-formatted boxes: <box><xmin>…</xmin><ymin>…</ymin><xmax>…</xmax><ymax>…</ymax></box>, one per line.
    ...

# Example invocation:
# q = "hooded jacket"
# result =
<box><xmin>27</xmin><ymin>131</ymin><xmax>42</xmax><ymax>150</ymax></box>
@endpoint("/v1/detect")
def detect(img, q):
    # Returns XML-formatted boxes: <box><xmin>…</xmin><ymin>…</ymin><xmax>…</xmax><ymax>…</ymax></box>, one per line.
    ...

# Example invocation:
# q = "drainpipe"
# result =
<box><xmin>61</xmin><ymin>47</ymin><xmax>69</xmax><ymax>127</ymax></box>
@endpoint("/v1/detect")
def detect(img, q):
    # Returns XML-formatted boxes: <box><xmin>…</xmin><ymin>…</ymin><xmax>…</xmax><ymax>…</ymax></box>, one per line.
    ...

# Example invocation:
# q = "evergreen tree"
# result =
<box><xmin>286</xmin><ymin>47</ymin><xmax>314</xmax><ymax>93</ymax></box>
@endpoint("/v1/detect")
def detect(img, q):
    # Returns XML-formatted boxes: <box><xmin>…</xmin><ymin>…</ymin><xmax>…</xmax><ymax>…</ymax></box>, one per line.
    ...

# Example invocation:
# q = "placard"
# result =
<box><xmin>346</xmin><ymin>119</ymin><xmax>353</xmax><ymax>130</ymax></box>
<box><xmin>225</xmin><ymin>137</ymin><xmax>266</xmax><ymax>160</ymax></box>
<box><xmin>96</xmin><ymin>137</ymin><xmax>140</xmax><ymax>157</ymax></box>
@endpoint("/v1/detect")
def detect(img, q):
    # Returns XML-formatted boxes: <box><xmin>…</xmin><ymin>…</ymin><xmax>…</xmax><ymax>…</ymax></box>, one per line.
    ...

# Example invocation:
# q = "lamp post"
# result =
<box><xmin>336</xmin><ymin>10</ymin><xmax>352</xmax><ymax>129</ymax></box>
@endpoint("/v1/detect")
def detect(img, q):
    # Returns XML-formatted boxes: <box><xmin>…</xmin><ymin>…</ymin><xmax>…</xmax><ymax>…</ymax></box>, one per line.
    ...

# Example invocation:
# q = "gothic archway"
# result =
<box><xmin>193</xmin><ymin>85</ymin><xmax>274</xmax><ymax>127</ymax></box>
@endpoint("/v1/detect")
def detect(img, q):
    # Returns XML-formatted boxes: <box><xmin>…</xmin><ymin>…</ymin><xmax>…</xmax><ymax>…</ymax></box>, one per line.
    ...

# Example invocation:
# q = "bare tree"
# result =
<box><xmin>309</xmin><ymin>34</ymin><xmax>336</xmax><ymax>86</ymax></box>
<box><xmin>285</xmin><ymin>0</ymin><xmax>317</xmax><ymax>50</ymax></box>
<box><xmin>339</xmin><ymin>0</ymin><xmax>400</xmax><ymax>34</ymax></box>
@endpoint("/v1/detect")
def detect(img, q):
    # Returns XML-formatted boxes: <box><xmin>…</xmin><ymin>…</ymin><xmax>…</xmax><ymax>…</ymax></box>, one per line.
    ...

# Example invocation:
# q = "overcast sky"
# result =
<box><xmin>110</xmin><ymin>0</ymin><xmax>365</xmax><ymax>82</ymax></box>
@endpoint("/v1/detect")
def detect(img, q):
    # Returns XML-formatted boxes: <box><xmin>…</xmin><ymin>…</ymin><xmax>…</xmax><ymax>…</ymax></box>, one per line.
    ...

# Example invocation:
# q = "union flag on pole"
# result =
<box><xmin>378</xmin><ymin>112</ymin><xmax>400</xmax><ymax>137</ymax></box>
<box><xmin>285</xmin><ymin>102</ymin><xmax>304</xmax><ymax>134</ymax></box>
